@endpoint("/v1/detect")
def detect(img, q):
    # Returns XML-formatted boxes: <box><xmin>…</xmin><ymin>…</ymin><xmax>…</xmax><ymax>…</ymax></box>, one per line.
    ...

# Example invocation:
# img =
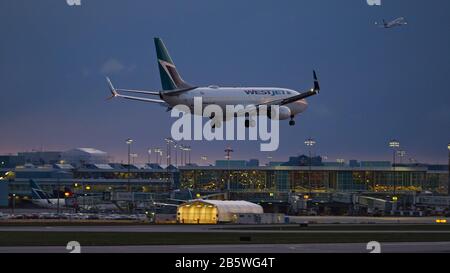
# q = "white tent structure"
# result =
<box><xmin>177</xmin><ymin>199</ymin><xmax>263</xmax><ymax>224</ymax></box>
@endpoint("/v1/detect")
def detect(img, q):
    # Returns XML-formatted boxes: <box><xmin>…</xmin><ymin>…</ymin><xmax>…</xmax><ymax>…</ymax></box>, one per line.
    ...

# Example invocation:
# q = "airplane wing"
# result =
<box><xmin>106</xmin><ymin>77</ymin><xmax>166</xmax><ymax>104</ymax></box>
<box><xmin>234</xmin><ymin>71</ymin><xmax>320</xmax><ymax>117</ymax></box>
<box><xmin>116</xmin><ymin>89</ymin><xmax>160</xmax><ymax>96</ymax></box>
<box><xmin>261</xmin><ymin>70</ymin><xmax>320</xmax><ymax>107</ymax></box>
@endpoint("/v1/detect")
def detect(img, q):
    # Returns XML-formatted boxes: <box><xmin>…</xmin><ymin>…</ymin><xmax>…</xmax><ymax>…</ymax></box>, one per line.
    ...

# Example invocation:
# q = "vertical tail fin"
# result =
<box><xmin>30</xmin><ymin>179</ymin><xmax>52</xmax><ymax>200</ymax></box>
<box><xmin>154</xmin><ymin>37</ymin><xmax>192</xmax><ymax>91</ymax></box>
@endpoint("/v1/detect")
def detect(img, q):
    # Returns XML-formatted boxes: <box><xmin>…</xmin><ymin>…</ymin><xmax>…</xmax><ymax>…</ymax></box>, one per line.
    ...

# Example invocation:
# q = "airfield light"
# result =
<box><xmin>85</xmin><ymin>186</ymin><xmax>91</xmax><ymax>191</ymax></box>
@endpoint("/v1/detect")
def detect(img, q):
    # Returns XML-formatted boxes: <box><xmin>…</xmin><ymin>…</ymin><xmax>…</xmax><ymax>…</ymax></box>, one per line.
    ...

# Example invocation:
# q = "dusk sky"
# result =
<box><xmin>0</xmin><ymin>0</ymin><xmax>449</xmax><ymax>164</ymax></box>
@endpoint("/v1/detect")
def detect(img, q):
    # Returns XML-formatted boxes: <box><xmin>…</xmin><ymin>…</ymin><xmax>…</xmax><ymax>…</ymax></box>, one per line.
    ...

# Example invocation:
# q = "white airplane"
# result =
<box><xmin>106</xmin><ymin>38</ymin><xmax>320</xmax><ymax>127</ymax></box>
<box><xmin>376</xmin><ymin>17</ymin><xmax>408</xmax><ymax>29</ymax></box>
<box><xmin>30</xmin><ymin>180</ymin><xmax>66</xmax><ymax>209</ymax></box>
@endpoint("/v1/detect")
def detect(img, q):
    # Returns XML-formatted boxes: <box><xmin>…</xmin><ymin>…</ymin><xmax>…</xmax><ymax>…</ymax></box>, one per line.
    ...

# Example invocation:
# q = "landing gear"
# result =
<box><xmin>289</xmin><ymin>116</ymin><xmax>295</xmax><ymax>126</ymax></box>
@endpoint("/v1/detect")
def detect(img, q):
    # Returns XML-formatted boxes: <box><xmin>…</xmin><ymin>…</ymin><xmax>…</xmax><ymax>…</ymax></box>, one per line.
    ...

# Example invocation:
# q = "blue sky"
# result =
<box><xmin>0</xmin><ymin>0</ymin><xmax>449</xmax><ymax>164</ymax></box>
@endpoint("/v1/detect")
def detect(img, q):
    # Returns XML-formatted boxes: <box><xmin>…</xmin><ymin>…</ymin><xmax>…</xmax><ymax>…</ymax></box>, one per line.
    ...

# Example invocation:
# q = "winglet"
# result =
<box><xmin>106</xmin><ymin>77</ymin><xmax>119</xmax><ymax>100</ymax></box>
<box><xmin>313</xmin><ymin>70</ymin><xmax>320</xmax><ymax>93</ymax></box>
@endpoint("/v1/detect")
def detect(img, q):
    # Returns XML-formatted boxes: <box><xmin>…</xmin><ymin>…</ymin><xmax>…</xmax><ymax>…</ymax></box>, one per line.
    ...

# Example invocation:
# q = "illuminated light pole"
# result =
<box><xmin>165</xmin><ymin>137</ymin><xmax>174</xmax><ymax>166</ymax></box>
<box><xmin>389</xmin><ymin>139</ymin><xmax>400</xmax><ymax>196</ymax></box>
<box><xmin>11</xmin><ymin>193</ymin><xmax>16</xmax><ymax>215</ymax></box>
<box><xmin>173</xmin><ymin>143</ymin><xmax>178</xmax><ymax>167</ymax></box>
<box><xmin>158</xmin><ymin>150</ymin><xmax>163</xmax><ymax>165</ymax></box>
<box><xmin>178</xmin><ymin>145</ymin><xmax>184</xmax><ymax>166</ymax></box>
<box><xmin>131</xmin><ymin>153</ymin><xmax>138</xmax><ymax>164</ymax></box>
<box><xmin>185</xmin><ymin>146</ymin><xmax>192</xmax><ymax>165</ymax></box>
<box><xmin>147</xmin><ymin>149</ymin><xmax>152</xmax><ymax>164</ymax></box>
<box><xmin>181</xmin><ymin>145</ymin><xmax>189</xmax><ymax>166</ymax></box>
<box><xmin>305</xmin><ymin>138</ymin><xmax>316</xmax><ymax>196</ymax></box>
<box><xmin>55</xmin><ymin>170</ymin><xmax>69</xmax><ymax>216</ymax></box>
<box><xmin>225</xmin><ymin>147</ymin><xmax>234</xmax><ymax>195</ymax></box>
<box><xmin>447</xmin><ymin>143</ymin><xmax>450</xmax><ymax>196</ymax></box>
<box><xmin>178</xmin><ymin>145</ymin><xmax>182</xmax><ymax>166</ymax></box>
<box><xmin>153</xmin><ymin>148</ymin><xmax>157</xmax><ymax>164</ymax></box>
<box><xmin>183</xmin><ymin>146</ymin><xmax>189</xmax><ymax>166</ymax></box>
<box><xmin>154</xmin><ymin>148</ymin><xmax>162</xmax><ymax>165</ymax></box>
<box><xmin>56</xmin><ymin>171</ymin><xmax>61</xmax><ymax>216</ymax></box>
<box><xmin>126</xmin><ymin>138</ymin><xmax>133</xmax><ymax>213</ymax></box>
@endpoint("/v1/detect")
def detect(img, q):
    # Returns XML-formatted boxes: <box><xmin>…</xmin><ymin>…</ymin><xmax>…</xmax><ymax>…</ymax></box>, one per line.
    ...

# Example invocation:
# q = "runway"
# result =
<box><xmin>1</xmin><ymin>241</ymin><xmax>450</xmax><ymax>253</ymax></box>
<box><xmin>1</xmin><ymin>224</ymin><xmax>450</xmax><ymax>233</ymax></box>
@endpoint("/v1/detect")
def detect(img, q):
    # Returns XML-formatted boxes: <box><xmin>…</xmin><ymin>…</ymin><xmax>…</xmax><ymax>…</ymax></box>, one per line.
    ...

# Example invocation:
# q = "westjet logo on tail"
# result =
<box><xmin>244</xmin><ymin>90</ymin><xmax>292</xmax><ymax>96</ymax></box>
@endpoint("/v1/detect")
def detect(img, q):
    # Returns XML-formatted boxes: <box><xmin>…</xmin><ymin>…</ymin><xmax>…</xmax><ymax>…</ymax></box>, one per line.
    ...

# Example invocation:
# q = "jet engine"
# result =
<box><xmin>266</xmin><ymin>105</ymin><xmax>291</xmax><ymax>120</ymax></box>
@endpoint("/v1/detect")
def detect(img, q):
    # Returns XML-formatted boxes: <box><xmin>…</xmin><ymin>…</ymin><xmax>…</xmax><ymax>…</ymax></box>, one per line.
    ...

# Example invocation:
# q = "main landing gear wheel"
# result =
<box><xmin>289</xmin><ymin>118</ymin><xmax>295</xmax><ymax>126</ymax></box>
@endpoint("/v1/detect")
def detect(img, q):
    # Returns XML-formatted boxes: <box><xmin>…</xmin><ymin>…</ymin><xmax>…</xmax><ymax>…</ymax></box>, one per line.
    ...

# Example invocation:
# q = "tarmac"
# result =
<box><xmin>1</xmin><ymin>241</ymin><xmax>450</xmax><ymax>253</ymax></box>
<box><xmin>1</xmin><ymin>223</ymin><xmax>450</xmax><ymax>233</ymax></box>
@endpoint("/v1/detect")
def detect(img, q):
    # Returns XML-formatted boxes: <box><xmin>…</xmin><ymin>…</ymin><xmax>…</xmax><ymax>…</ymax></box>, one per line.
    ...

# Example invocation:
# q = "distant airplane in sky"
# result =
<box><xmin>375</xmin><ymin>17</ymin><xmax>408</xmax><ymax>29</ymax></box>
<box><xmin>106</xmin><ymin>38</ymin><xmax>320</xmax><ymax>127</ymax></box>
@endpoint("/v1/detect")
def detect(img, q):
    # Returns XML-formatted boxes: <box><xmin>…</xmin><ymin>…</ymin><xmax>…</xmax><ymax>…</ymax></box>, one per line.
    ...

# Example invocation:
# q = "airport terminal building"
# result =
<box><xmin>1</xmin><ymin>162</ymin><xmax>448</xmax><ymax>200</ymax></box>
<box><xmin>0</xmin><ymin>150</ymin><xmax>448</xmax><ymax>212</ymax></box>
<box><xmin>179</xmin><ymin>165</ymin><xmax>447</xmax><ymax>198</ymax></box>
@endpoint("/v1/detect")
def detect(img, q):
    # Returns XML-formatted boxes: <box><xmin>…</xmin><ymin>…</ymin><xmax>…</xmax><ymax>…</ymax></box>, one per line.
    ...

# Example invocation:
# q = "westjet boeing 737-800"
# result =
<box><xmin>106</xmin><ymin>38</ymin><xmax>320</xmax><ymax>127</ymax></box>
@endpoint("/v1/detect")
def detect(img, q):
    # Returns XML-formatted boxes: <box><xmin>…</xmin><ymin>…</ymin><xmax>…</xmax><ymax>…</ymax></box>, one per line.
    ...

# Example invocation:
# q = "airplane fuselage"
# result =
<box><xmin>31</xmin><ymin>198</ymin><xmax>65</xmax><ymax>209</ymax></box>
<box><xmin>162</xmin><ymin>86</ymin><xmax>308</xmax><ymax>120</ymax></box>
